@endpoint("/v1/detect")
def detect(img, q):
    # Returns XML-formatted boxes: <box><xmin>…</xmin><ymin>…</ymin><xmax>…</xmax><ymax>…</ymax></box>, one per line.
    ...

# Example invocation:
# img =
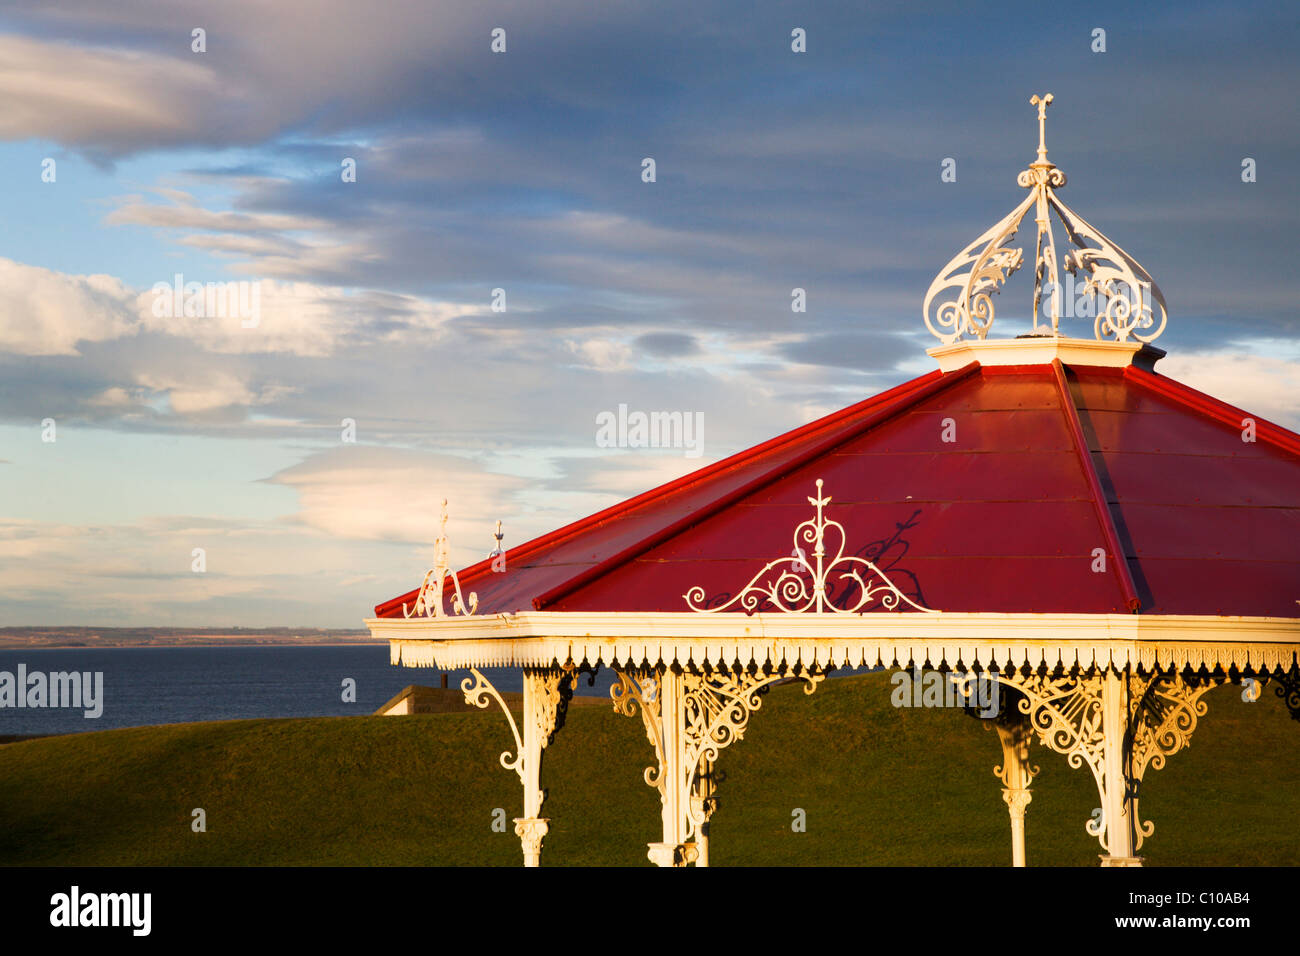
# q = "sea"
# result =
<box><xmin>0</xmin><ymin>645</ymin><xmax>619</xmax><ymax>737</ymax></box>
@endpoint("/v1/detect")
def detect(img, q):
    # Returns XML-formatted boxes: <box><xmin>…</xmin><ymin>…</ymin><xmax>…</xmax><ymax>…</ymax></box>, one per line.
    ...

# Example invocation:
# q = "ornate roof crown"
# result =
<box><xmin>923</xmin><ymin>93</ymin><xmax>1167</xmax><ymax>346</ymax></box>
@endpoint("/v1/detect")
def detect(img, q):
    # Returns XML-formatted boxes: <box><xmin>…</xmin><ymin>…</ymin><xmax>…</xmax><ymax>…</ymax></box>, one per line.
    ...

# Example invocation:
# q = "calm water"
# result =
<box><xmin>0</xmin><ymin>645</ymin><xmax>617</xmax><ymax>737</ymax></box>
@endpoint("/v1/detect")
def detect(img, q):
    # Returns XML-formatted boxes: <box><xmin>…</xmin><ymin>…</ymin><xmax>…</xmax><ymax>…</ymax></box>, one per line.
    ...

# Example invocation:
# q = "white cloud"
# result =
<box><xmin>0</xmin><ymin>256</ymin><xmax>478</xmax><ymax>362</ymax></box>
<box><xmin>0</xmin><ymin>259</ymin><xmax>138</xmax><ymax>355</ymax></box>
<box><xmin>265</xmin><ymin>447</ymin><xmax>531</xmax><ymax>556</ymax></box>
<box><xmin>565</xmin><ymin>337</ymin><xmax>633</xmax><ymax>371</ymax></box>
<box><xmin>134</xmin><ymin>371</ymin><xmax>293</xmax><ymax>415</ymax></box>
<box><xmin>1159</xmin><ymin>351</ymin><xmax>1300</xmax><ymax>430</ymax></box>
<box><xmin>106</xmin><ymin>190</ymin><xmax>328</xmax><ymax>233</ymax></box>
<box><xmin>565</xmin><ymin>452</ymin><xmax>715</xmax><ymax>498</ymax></box>
<box><xmin>0</xmin><ymin>514</ymin><xmax>419</xmax><ymax>626</ymax></box>
<box><xmin>134</xmin><ymin>278</ymin><xmax>465</xmax><ymax>357</ymax></box>
<box><xmin>0</xmin><ymin>35</ymin><xmax>224</xmax><ymax>153</ymax></box>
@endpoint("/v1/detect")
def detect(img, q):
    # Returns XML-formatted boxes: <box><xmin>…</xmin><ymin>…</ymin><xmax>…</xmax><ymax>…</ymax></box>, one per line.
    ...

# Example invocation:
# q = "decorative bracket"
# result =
<box><xmin>991</xmin><ymin>666</ymin><xmax>1223</xmax><ymax>861</ymax></box>
<box><xmin>679</xmin><ymin>666</ymin><xmax>824</xmax><ymax>836</ymax></box>
<box><xmin>462</xmin><ymin>665</ymin><xmax>573</xmax><ymax>786</ymax></box>
<box><xmin>463</xmin><ymin>667</ymin><xmax>527</xmax><ymax>781</ymax></box>
<box><xmin>611</xmin><ymin>669</ymin><xmax>667</xmax><ymax>796</ymax></box>
<box><xmin>612</xmin><ymin>663</ymin><xmax>824</xmax><ymax>866</ymax></box>
<box><xmin>1273</xmin><ymin>665</ymin><xmax>1300</xmax><ymax>722</ymax></box>
<box><xmin>1125</xmin><ymin>672</ymin><xmax>1222</xmax><ymax>849</ymax></box>
<box><xmin>462</xmin><ymin>663</ymin><xmax>577</xmax><ymax>866</ymax></box>
<box><xmin>993</xmin><ymin>669</ymin><xmax>1121</xmax><ymax>854</ymax></box>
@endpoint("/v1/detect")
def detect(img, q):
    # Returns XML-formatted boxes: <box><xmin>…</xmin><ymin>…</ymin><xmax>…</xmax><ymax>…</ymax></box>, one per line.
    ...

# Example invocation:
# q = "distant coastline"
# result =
<box><xmin>0</xmin><ymin>626</ymin><xmax>376</xmax><ymax>650</ymax></box>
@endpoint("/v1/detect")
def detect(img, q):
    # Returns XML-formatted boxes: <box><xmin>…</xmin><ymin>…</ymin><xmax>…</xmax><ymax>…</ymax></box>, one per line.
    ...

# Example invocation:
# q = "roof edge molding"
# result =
<box><xmin>927</xmin><ymin>336</ymin><xmax>1165</xmax><ymax>372</ymax></box>
<box><xmin>367</xmin><ymin>611</ymin><xmax>1300</xmax><ymax>675</ymax></box>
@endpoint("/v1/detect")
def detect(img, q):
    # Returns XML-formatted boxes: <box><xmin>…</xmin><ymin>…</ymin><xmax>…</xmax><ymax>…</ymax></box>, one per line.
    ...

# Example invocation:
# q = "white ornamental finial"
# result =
<box><xmin>1030</xmin><ymin>92</ymin><xmax>1053</xmax><ymax>166</ymax></box>
<box><xmin>922</xmin><ymin>93</ymin><xmax>1167</xmax><ymax>346</ymax></box>
<box><xmin>403</xmin><ymin>498</ymin><xmax>478</xmax><ymax>618</ymax></box>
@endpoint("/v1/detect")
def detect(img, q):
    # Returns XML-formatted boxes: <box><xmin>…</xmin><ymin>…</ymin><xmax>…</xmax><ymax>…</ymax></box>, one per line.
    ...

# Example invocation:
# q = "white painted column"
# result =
<box><xmin>1003</xmin><ymin>789</ymin><xmax>1032</xmax><ymax>867</ymax></box>
<box><xmin>994</xmin><ymin>718</ymin><xmax>1034</xmax><ymax>867</ymax></box>
<box><xmin>1099</xmin><ymin>668</ymin><xmax>1141</xmax><ymax>866</ymax></box>
<box><xmin>691</xmin><ymin>757</ymin><xmax>717</xmax><ymax>867</ymax></box>
<box><xmin>513</xmin><ymin>668</ymin><xmax>551</xmax><ymax>867</ymax></box>
<box><xmin>646</xmin><ymin>667</ymin><xmax>697</xmax><ymax>867</ymax></box>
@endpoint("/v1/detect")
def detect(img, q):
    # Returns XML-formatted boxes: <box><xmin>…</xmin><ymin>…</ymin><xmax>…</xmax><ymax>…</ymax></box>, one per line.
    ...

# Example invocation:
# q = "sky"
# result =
<box><xmin>0</xmin><ymin>0</ymin><xmax>1297</xmax><ymax>627</ymax></box>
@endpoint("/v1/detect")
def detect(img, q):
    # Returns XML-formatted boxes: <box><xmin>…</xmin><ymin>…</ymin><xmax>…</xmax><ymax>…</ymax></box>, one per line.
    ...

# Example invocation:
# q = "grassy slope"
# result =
<box><xmin>1</xmin><ymin>672</ymin><xmax>1296</xmax><ymax>866</ymax></box>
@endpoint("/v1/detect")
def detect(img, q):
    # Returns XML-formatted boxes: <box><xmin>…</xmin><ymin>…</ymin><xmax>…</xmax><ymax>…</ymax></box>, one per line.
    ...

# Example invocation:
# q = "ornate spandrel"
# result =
<box><xmin>1005</xmin><ymin>671</ymin><xmax>1111</xmax><ymax>844</ymax></box>
<box><xmin>1125</xmin><ymin>671</ymin><xmax>1222</xmax><ymax>850</ymax></box>
<box><xmin>993</xmin><ymin>665</ymin><xmax>1228</xmax><ymax>859</ymax></box>
<box><xmin>611</xmin><ymin>669</ymin><xmax>667</xmax><ymax>795</ymax></box>
<box><xmin>612</xmin><ymin>663</ymin><xmax>823</xmax><ymax>862</ymax></box>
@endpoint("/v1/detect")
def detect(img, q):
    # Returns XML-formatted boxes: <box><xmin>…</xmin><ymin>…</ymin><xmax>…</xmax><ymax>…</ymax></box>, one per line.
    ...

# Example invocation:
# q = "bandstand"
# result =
<box><xmin>366</xmin><ymin>95</ymin><xmax>1300</xmax><ymax>867</ymax></box>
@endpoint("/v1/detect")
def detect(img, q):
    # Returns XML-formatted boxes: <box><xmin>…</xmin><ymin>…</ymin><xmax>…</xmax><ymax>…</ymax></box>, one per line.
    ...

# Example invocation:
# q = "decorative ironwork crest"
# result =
<box><xmin>923</xmin><ymin>93</ymin><xmax>1168</xmax><ymax>345</ymax></box>
<box><xmin>683</xmin><ymin>479</ymin><xmax>936</xmax><ymax>614</ymax></box>
<box><xmin>403</xmin><ymin>499</ymin><xmax>478</xmax><ymax>618</ymax></box>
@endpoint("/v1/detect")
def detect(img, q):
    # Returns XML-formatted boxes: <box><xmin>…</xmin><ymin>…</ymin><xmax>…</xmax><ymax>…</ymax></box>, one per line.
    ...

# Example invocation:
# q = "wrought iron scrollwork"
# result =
<box><xmin>612</xmin><ymin>669</ymin><xmax>667</xmax><ymax>794</ymax></box>
<box><xmin>1273</xmin><ymin>666</ymin><xmax>1300</xmax><ymax>722</ymax></box>
<box><xmin>403</xmin><ymin>499</ymin><xmax>478</xmax><ymax>618</ymax></box>
<box><xmin>684</xmin><ymin>479</ymin><xmax>937</xmax><ymax>615</ymax></box>
<box><xmin>611</xmin><ymin>663</ymin><xmax>824</xmax><ymax>847</ymax></box>
<box><xmin>923</xmin><ymin>93</ymin><xmax>1167</xmax><ymax>345</ymax></box>
<box><xmin>1125</xmin><ymin>671</ymin><xmax>1222</xmax><ymax>849</ymax></box>
<box><xmin>679</xmin><ymin>666</ymin><xmax>823</xmax><ymax>837</ymax></box>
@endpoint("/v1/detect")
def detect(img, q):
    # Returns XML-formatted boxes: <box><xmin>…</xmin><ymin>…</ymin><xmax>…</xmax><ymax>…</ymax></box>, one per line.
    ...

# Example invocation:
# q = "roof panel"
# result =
<box><xmin>376</xmin><ymin>359</ymin><xmax>1300</xmax><ymax>619</ymax></box>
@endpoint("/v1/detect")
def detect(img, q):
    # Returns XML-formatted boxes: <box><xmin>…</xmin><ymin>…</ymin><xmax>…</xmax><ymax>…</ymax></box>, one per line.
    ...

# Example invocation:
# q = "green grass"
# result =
<box><xmin>1</xmin><ymin>672</ymin><xmax>1297</xmax><ymax>866</ymax></box>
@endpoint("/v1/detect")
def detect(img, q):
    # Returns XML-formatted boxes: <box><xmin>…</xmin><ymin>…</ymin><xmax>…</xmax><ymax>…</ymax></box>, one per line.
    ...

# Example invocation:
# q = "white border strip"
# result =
<box><xmin>365</xmin><ymin>611</ymin><xmax>1300</xmax><ymax>673</ymax></box>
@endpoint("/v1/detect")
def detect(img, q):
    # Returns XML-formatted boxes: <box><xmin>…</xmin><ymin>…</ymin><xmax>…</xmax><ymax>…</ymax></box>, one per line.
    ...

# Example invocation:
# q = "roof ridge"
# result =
<box><xmin>1052</xmin><ymin>359</ymin><xmax>1142</xmax><ymax>613</ymax></box>
<box><xmin>530</xmin><ymin>363</ymin><xmax>980</xmax><ymax>611</ymax></box>
<box><xmin>1123</xmin><ymin>366</ymin><xmax>1300</xmax><ymax>458</ymax></box>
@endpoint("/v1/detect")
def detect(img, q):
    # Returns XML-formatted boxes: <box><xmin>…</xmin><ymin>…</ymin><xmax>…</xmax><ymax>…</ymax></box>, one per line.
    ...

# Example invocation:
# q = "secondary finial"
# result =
<box><xmin>403</xmin><ymin>498</ymin><xmax>478</xmax><ymax>618</ymax></box>
<box><xmin>1029</xmin><ymin>93</ymin><xmax>1054</xmax><ymax>166</ymax></box>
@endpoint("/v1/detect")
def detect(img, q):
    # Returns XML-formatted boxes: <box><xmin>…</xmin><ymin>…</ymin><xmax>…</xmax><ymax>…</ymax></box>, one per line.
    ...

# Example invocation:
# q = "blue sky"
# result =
<box><xmin>0</xmin><ymin>0</ymin><xmax>1297</xmax><ymax>626</ymax></box>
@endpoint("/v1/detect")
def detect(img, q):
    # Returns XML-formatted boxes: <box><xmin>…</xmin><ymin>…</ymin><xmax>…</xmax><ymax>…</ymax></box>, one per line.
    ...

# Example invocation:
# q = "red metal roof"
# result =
<box><xmin>376</xmin><ymin>358</ymin><xmax>1300</xmax><ymax>619</ymax></box>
